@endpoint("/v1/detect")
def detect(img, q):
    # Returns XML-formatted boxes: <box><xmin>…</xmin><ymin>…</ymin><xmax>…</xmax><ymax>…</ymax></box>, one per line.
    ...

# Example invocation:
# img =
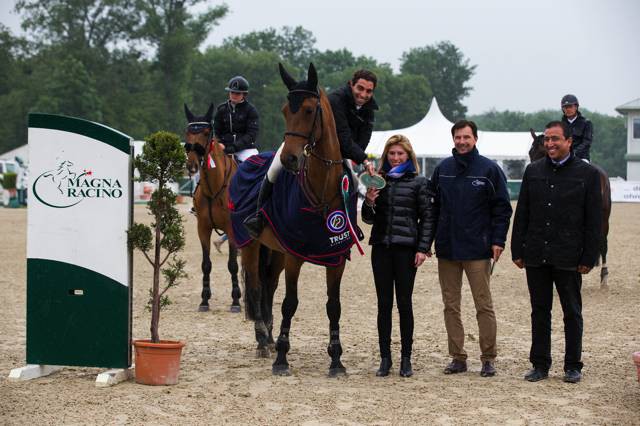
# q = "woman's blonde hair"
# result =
<box><xmin>378</xmin><ymin>134</ymin><xmax>420</xmax><ymax>174</ymax></box>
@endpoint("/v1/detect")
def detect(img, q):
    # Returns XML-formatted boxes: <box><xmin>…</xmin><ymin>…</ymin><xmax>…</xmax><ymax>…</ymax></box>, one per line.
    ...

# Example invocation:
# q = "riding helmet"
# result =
<box><xmin>225</xmin><ymin>76</ymin><xmax>250</xmax><ymax>93</ymax></box>
<box><xmin>561</xmin><ymin>94</ymin><xmax>579</xmax><ymax>107</ymax></box>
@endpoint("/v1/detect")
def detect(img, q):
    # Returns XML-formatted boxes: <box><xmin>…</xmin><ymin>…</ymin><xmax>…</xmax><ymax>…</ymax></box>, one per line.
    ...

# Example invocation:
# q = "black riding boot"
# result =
<box><xmin>243</xmin><ymin>177</ymin><xmax>273</xmax><ymax>239</ymax></box>
<box><xmin>399</xmin><ymin>357</ymin><xmax>413</xmax><ymax>377</ymax></box>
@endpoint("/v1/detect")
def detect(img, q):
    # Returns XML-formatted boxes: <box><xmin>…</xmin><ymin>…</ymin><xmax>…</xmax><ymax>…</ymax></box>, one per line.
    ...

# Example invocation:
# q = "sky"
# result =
<box><xmin>2</xmin><ymin>0</ymin><xmax>639</xmax><ymax>116</ymax></box>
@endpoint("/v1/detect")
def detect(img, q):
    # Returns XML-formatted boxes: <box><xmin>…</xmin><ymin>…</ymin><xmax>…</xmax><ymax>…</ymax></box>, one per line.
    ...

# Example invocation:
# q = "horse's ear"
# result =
<box><xmin>205</xmin><ymin>103</ymin><xmax>214</xmax><ymax>122</ymax></box>
<box><xmin>529</xmin><ymin>128</ymin><xmax>537</xmax><ymax>139</ymax></box>
<box><xmin>184</xmin><ymin>104</ymin><xmax>195</xmax><ymax>122</ymax></box>
<box><xmin>307</xmin><ymin>62</ymin><xmax>318</xmax><ymax>91</ymax></box>
<box><xmin>279</xmin><ymin>62</ymin><xmax>296</xmax><ymax>90</ymax></box>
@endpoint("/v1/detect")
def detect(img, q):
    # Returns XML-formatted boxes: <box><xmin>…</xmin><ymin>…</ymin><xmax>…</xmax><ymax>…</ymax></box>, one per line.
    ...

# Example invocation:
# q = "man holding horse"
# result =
<box><xmin>512</xmin><ymin>120</ymin><xmax>602</xmax><ymax>384</ymax></box>
<box><xmin>561</xmin><ymin>94</ymin><xmax>593</xmax><ymax>162</ymax></box>
<box><xmin>243</xmin><ymin>69</ymin><xmax>378</xmax><ymax>238</ymax></box>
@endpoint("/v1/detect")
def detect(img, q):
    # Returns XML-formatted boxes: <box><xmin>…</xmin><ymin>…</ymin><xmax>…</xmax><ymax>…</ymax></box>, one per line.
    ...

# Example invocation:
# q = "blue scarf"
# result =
<box><xmin>383</xmin><ymin>159</ymin><xmax>415</xmax><ymax>178</ymax></box>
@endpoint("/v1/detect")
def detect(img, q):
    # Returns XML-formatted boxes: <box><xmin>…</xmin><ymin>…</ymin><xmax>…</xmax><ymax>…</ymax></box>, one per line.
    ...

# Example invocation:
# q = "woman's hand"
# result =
<box><xmin>365</xmin><ymin>187</ymin><xmax>379</xmax><ymax>207</ymax></box>
<box><xmin>415</xmin><ymin>252</ymin><xmax>427</xmax><ymax>267</ymax></box>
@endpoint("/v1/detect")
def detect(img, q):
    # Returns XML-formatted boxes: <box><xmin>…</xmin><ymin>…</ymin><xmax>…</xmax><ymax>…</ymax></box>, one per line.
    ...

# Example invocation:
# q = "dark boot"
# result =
<box><xmin>376</xmin><ymin>357</ymin><xmax>392</xmax><ymax>377</ymax></box>
<box><xmin>399</xmin><ymin>357</ymin><xmax>413</xmax><ymax>377</ymax></box>
<box><xmin>243</xmin><ymin>177</ymin><xmax>273</xmax><ymax>239</ymax></box>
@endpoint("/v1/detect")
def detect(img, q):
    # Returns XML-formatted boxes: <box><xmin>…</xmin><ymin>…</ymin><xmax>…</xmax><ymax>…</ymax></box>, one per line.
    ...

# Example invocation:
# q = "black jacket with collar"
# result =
<box><xmin>511</xmin><ymin>153</ymin><xmax>602</xmax><ymax>269</ymax></box>
<box><xmin>562</xmin><ymin>111</ymin><xmax>593</xmax><ymax>161</ymax></box>
<box><xmin>361</xmin><ymin>172</ymin><xmax>434</xmax><ymax>253</ymax></box>
<box><xmin>328</xmin><ymin>84</ymin><xmax>378</xmax><ymax>164</ymax></box>
<box><xmin>213</xmin><ymin>100</ymin><xmax>259</xmax><ymax>154</ymax></box>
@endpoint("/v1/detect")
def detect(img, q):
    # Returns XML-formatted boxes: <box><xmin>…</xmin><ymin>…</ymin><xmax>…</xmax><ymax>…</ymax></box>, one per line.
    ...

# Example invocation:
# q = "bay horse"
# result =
<box><xmin>238</xmin><ymin>63</ymin><xmax>355</xmax><ymax>376</ymax></box>
<box><xmin>184</xmin><ymin>104</ymin><xmax>241</xmax><ymax>311</ymax></box>
<box><xmin>529</xmin><ymin>129</ymin><xmax>612</xmax><ymax>286</ymax></box>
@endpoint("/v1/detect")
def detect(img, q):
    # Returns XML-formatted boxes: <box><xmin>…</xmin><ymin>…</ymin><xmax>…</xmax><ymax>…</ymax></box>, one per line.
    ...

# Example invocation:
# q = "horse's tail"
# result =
<box><xmin>243</xmin><ymin>243</ymin><xmax>271</xmax><ymax>322</ymax></box>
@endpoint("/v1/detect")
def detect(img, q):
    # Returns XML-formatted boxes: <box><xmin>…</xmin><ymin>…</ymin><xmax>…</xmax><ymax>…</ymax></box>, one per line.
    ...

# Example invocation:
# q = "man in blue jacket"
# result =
<box><xmin>427</xmin><ymin>120</ymin><xmax>512</xmax><ymax>378</ymax></box>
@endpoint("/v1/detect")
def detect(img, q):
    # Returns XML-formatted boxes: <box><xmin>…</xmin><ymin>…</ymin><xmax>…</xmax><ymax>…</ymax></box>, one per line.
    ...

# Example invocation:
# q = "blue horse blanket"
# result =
<box><xmin>229</xmin><ymin>152</ymin><xmax>361</xmax><ymax>266</ymax></box>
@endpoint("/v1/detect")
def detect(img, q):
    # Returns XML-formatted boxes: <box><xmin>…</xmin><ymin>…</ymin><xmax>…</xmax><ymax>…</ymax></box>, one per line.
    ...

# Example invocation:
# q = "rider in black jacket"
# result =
<box><xmin>560</xmin><ymin>94</ymin><xmax>593</xmax><ymax>162</ymax></box>
<box><xmin>213</xmin><ymin>76</ymin><xmax>260</xmax><ymax>161</ymax></box>
<box><xmin>362</xmin><ymin>134</ymin><xmax>434</xmax><ymax>378</ymax></box>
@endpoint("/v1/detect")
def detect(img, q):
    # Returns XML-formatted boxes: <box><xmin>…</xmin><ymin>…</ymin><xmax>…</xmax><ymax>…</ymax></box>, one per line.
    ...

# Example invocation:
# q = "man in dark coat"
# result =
<box><xmin>560</xmin><ymin>94</ymin><xmax>593</xmax><ymax>162</ymax></box>
<box><xmin>328</xmin><ymin>69</ymin><xmax>379</xmax><ymax>170</ymax></box>
<box><xmin>512</xmin><ymin>120</ymin><xmax>602</xmax><ymax>384</ymax></box>
<box><xmin>427</xmin><ymin>120</ymin><xmax>512</xmax><ymax>378</ymax></box>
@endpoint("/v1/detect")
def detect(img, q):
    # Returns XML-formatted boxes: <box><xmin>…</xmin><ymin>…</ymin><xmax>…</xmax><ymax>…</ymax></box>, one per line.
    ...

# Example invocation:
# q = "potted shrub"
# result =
<box><xmin>128</xmin><ymin>131</ymin><xmax>188</xmax><ymax>385</ymax></box>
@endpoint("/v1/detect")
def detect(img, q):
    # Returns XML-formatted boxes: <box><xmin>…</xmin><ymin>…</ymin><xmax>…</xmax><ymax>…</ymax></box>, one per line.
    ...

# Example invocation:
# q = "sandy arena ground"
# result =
<box><xmin>1</xmin><ymin>202</ymin><xmax>639</xmax><ymax>425</ymax></box>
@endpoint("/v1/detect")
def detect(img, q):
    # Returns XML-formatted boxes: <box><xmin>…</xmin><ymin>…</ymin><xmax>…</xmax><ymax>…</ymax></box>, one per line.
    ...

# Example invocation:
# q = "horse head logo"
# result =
<box><xmin>42</xmin><ymin>160</ymin><xmax>77</xmax><ymax>194</ymax></box>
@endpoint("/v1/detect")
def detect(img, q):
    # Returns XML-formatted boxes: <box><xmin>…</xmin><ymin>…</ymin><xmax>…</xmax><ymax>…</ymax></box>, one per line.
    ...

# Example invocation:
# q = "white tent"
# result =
<box><xmin>366</xmin><ymin>98</ymin><xmax>534</xmax><ymax>177</ymax></box>
<box><xmin>0</xmin><ymin>144</ymin><xmax>29</xmax><ymax>164</ymax></box>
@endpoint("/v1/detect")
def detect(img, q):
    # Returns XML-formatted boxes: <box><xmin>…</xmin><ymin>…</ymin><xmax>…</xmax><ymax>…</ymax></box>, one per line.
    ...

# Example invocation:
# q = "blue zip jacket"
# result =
<box><xmin>428</xmin><ymin>146</ymin><xmax>512</xmax><ymax>260</ymax></box>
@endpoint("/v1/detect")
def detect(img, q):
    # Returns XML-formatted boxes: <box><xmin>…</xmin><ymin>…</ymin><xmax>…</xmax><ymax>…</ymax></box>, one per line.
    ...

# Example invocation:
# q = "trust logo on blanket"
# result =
<box><xmin>326</xmin><ymin>210</ymin><xmax>347</xmax><ymax>233</ymax></box>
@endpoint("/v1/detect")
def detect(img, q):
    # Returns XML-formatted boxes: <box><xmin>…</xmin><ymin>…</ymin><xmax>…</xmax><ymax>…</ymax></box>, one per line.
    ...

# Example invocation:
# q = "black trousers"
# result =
<box><xmin>371</xmin><ymin>244</ymin><xmax>417</xmax><ymax>358</ymax></box>
<box><xmin>525</xmin><ymin>266</ymin><xmax>583</xmax><ymax>372</ymax></box>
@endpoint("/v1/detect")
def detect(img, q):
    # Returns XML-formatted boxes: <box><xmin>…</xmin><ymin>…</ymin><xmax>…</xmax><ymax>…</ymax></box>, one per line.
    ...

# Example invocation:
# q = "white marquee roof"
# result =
<box><xmin>366</xmin><ymin>98</ymin><xmax>533</xmax><ymax>160</ymax></box>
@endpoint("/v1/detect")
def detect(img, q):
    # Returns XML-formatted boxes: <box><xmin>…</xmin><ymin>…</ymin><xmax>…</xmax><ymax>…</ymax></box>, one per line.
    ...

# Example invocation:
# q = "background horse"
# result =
<box><xmin>529</xmin><ymin>129</ymin><xmax>612</xmax><ymax>286</ymax></box>
<box><xmin>236</xmin><ymin>63</ymin><xmax>354</xmax><ymax>377</ymax></box>
<box><xmin>184</xmin><ymin>104</ymin><xmax>241</xmax><ymax>311</ymax></box>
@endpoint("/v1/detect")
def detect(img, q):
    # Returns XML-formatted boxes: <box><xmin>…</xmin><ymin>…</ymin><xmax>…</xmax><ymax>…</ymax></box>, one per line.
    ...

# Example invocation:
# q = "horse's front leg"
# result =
<box><xmin>326</xmin><ymin>262</ymin><xmax>346</xmax><ymax>377</ymax></box>
<box><xmin>228</xmin><ymin>239</ymin><xmax>241</xmax><ymax>312</ymax></box>
<box><xmin>600</xmin><ymin>232</ymin><xmax>609</xmax><ymax>287</ymax></box>
<box><xmin>242</xmin><ymin>242</ymin><xmax>270</xmax><ymax>357</ymax></box>
<box><xmin>273</xmin><ymin>255</ymin><xmax>302</xmax><ymax>376</ymax></box>
<box><xmin>198</xmin><ymin>225</ymin><xmax>213</xmax><ymax>312</ymax></box>
<box><xmin>264</xmin><ymin>252</ymin><xmax>285</xmax><ymax>351</ymax></box>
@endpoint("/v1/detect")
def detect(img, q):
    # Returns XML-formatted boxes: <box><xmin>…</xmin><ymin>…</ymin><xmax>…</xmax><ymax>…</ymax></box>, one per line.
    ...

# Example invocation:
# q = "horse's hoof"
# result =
<box><xmin>272</xmin><ymin>364</ymin><xmax>291</xmax><ymax>376</ymax></box>
<box><xmin>328</xmin><ymin>366</ymin><xmax>347</xmax><ymax>377</ymax></box>
<box><xmin>198</xmin><ymin>305</ymin><xmax>209</xmax><ymax>312</ymax></box>
<box><xmin>230</xmin><ymin>305</ymin><xmax>241</xmax><ymax>313</ymax></box>
<box><xmin>256</xmin><ymin>347</ymin><xmax>270</xmax><ymax>358</ymax></box>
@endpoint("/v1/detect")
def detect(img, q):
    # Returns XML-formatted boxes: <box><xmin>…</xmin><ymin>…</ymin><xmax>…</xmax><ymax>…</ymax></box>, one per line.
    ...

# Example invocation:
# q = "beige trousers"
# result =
<box><xmin>438</xmin><ymin>258</ymin><xmax>497</xmax><ymax>362</ymax></box>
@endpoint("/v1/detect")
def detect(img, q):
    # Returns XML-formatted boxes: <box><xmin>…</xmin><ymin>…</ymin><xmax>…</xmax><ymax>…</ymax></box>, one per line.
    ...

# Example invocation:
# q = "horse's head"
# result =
<box><xmin>529</xmin><ymin>128</ymin><xmax>546</xmax><ymax>162</ymax></box>
<box><xmin>184</xmin><ymin>103</ymin><xmax>214</xmax><ymax>176</ymax></box>
<box><xmin>278</xmin><ymin>62</ymin><xmax>323</xmax><ymax>173</ymax></box>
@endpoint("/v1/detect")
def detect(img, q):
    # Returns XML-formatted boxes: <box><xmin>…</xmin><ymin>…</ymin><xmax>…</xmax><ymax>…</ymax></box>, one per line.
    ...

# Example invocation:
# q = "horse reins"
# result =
<box><xmin>283</xmin><ymin>89</ymin><xmax>343</xmax><ymax>217</ymax></box>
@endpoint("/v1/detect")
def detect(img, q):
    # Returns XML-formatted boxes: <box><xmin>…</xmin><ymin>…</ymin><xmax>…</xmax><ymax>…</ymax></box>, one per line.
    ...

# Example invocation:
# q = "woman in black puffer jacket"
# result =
<box><xmin>362</xmin><ymin>134</ymin><xmax>435</xmax><ymax>378</ymax></box>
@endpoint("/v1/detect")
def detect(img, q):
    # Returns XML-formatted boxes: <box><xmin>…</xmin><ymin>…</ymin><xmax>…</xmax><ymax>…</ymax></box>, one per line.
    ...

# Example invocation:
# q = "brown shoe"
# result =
<box><xmin>444</xmin><ymin>359</ymin><xmax>467</xmax><ymax>374</ymax></box>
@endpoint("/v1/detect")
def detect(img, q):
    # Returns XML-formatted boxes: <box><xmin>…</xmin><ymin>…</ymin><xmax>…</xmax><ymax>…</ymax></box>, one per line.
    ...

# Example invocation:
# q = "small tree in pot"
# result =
<box><xmin>127</xmin><ymin>130</ymin><xmax>188</xmax><ymax>385</ymax></box>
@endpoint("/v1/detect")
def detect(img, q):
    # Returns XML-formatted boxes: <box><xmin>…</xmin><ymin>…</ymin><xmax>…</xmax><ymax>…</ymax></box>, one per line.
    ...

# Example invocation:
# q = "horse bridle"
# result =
<box><xmin>284</xmin><ymin>89</ymin><xmax>342</xmax><ymax>168</ymax></box>
<box><xmin>283</xmin><ymin>89</ymin><xmax>343</xmax><ymax>217</ymax></box>
<box><xmin>184</xmin><ymin>121</ymin><xmax>211</xmax><ymax>168</ymax></box>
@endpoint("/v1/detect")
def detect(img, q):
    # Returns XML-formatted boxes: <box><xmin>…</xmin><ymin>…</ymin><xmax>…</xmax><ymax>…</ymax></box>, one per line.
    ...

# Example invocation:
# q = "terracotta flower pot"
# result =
<box><xmin>633</xmin><ymin>352</ymin><xmax>640</xmax><ymax>383</ymax></box>
<box><xmin>133</xmin><ymin>340</ymin><xmax>185</xmax><ymax>385</ymax></box>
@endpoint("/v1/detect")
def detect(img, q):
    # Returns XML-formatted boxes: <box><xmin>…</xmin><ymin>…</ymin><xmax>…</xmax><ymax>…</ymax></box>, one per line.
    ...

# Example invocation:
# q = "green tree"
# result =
<box><xmin>401</xmin><ymin>41</ymin><xmax>476</xmax><ymax>121</ymax></box>
<box><xmin>224</xmin><ymin>26</ymin><xmax>318</xmax><ymax>71</ymax></box>
<box><xmin>15</xmin><ymin>0</ymin><xmax>140</xmax><ymax>51</ymax></box>
<box><xmin>32</xmin><ymin>55</ymin><xmax>103</xmax><ymax>121</ymax></box>
<box><xmin>135</xmin><ymin>0</ymin><xmax>228</xmax><ymax>133</ymax></box>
